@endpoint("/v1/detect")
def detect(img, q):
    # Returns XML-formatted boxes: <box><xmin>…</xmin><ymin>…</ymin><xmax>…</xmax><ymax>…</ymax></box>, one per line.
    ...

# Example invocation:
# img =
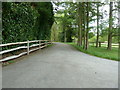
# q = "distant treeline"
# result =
<box><xmin>2</xmin><ymin>2</ymin><xmax>54</xmax><ymax>44</ymax></box>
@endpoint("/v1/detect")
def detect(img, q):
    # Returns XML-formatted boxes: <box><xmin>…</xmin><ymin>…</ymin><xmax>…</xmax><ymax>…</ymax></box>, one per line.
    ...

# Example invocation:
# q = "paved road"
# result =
<box><xmin>3</xmin><ymin>43</ymin><xmax>118</xmax><ymax>88</ymax></box>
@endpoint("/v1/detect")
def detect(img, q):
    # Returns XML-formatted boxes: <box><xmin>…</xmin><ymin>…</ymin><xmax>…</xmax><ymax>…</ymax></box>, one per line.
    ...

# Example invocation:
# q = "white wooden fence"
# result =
<box><xmin>89</xmin><ymin>42</ymin><xmax>119</xmax><ymax>48</ymax></box>
<box><xmin>0</xmin><ymin>40</ymin><xmax>52</xmax><ymax>62</ymax></box>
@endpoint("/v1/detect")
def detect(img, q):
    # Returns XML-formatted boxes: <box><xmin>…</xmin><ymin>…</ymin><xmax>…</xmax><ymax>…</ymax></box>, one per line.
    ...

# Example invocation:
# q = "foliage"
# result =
<box><xmin>2</xmin><ymin>2</ymin><xmax>54</xmax><ymax>44</ymax></box>
<box><xmin>53</xmin><ymin>2</ymin><xmax>119</xmax><ymax>50</ymax></box>
<box><xmin>53</xmin><ymin>2</ymin><xmax>77</xmax><ymax>42</ymax></box>
<box><xmin>2</xmin><ymin>2</ymin><xmax>37</xmax><ymax>43</ymax></box>
<box><xmin>89</xmin><ymin>32</ymin><xmax>94</xmax><ymax>39</ymax></box>
<box><xmin>32</xmin><ymin>2</ymin><xmax>54</xmax><ymax>40</ymax></box>
<box><xmin>89</xmin><ymin>36</ymin><xmax>96</xmax><ymax>42</ymax></box>
<box><xmin>51</xmin><ymin>22</ymin><xmax>60</xmax><ymax>41</ymax></box>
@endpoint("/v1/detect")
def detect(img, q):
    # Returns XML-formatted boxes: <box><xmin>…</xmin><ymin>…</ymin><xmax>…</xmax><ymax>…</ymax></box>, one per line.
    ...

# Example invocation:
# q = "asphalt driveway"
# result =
<box><xmin>2</xmin><ymin>43</ymin><xmax>118</xmax><ymax>88</ymax></box>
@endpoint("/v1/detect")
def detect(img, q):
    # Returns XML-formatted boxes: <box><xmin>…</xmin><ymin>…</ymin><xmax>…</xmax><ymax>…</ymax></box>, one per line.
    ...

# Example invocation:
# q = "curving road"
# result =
<box><xmin>3</xmin><ymin>43</ymin><xmax>118</xmax><ymax>88</ymax></box>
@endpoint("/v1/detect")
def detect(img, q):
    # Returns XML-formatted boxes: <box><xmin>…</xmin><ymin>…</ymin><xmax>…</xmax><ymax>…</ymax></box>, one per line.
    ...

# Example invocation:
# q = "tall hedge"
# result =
<box><xmin>2</xmin><ymin>2</ymin><xmax>54</xmax><ymax>44</ymax></box>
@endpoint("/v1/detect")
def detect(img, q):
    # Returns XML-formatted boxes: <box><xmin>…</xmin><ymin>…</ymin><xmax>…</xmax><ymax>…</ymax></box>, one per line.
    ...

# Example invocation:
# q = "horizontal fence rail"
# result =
<box><xmin>89</xmin><ymin>42</ymin><xmax>119</xmax><ymax>47</ymax></box>
<box><xmin>0</xmin><ymin>40</ymin><xmax>52</xmax><ymax>62</ymax></box>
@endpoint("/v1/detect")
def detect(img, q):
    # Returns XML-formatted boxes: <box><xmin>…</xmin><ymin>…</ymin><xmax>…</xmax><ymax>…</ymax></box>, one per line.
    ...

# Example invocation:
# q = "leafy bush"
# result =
<box><xmin>2</xmin><ymin>2</ymin><xmax>54</xmax><ymax>50</ymax></box>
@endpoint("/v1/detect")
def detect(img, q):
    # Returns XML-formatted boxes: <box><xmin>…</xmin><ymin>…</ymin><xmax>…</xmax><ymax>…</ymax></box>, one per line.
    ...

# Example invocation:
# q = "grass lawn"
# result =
<box><xmin>66</xmin><ymin>43</ymin><xmax>119</xmax><ymax>61</ymax></box>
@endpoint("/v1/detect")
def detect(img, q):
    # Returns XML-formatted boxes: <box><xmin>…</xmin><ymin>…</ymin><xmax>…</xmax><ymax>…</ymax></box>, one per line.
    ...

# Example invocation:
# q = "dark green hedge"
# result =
<box><xmin>2</xmin><ymin>2</ymin><xmax>54</xmax><ymax>44</ymax></box>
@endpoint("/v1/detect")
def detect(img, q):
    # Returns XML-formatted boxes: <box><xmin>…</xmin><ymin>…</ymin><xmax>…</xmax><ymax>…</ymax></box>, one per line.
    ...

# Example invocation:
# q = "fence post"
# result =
<box><xmin>39</xmin><ymin>40</ymin><xmax>41</xmax><ymax>49</ymax></box>
<box><xmin>27</xmin><ymin>40</ymin><xmax>29</xmax><ymax>55</ymax></box>
<box><xmin>99</xmin><ymin>42</ymin><xmax>101</xmax><ymax>47</ymax></box>
<box><xmin>46</xmin><ymin>40</ymin><xmax>47</xmax><ymax>46</ymax></box>
<box><xmin>51</xmin><ymin>40</ymin><xmax>52</xmax><ymax>44</ymax></box>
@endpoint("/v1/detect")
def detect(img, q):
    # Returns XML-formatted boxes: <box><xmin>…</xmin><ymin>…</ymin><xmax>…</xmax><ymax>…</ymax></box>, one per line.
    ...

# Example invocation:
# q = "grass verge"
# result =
<box><xmin>67</xmin><ymin>43</ymin><xmax>119</xmax><ymax>61</ymax></box>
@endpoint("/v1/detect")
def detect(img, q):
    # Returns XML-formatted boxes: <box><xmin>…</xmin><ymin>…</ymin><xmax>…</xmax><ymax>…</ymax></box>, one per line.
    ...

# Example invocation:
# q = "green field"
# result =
<box><xmin>67</xmin><ymin>43</ymin><xmax>119</xmax><ymax>61</ymax></box>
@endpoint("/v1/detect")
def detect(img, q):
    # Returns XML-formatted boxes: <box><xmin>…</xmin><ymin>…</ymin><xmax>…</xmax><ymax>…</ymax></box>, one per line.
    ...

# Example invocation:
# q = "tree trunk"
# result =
<box><xmin>85</xmin><ymin>2</ymin><xmax>89</xmax><ymax>50</ymax></box>
<box><xmin>108</xmin><ymin>33</ymin><xmax>112</xmax><ymax>50</ymax></box>
<box><xmin>118</xmin><ymin>2</ymin><xmax>120</xmax><ymax>50</ymax></box>
<box><xmin>107</xmin><ymin>2</ymin><xmax>113</xmax><ymax>50</ymax></box>
<box><xmin>83</xmin><ymin>2</ymin><xmax>86</xmax><ymax>49</ymax></box>
<box><xmin>77</xmin><ymin>2</ymin><xmax>82</xmax><ymax>46</ymax></box>
<box><xmin>96</xmin><ymin>3</ymin><xmax>99</xmax><ymax>48</ymax></box>
<box><xmin>64</xmin><ymin>29</ymin><xmax>67</xmax><ymax>42</ymax></box>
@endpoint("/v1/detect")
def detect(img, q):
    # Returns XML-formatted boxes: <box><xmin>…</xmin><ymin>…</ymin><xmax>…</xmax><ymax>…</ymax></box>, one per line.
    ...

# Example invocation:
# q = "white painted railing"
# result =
<box><xmin>0</xmin><ymin>40</ymin><xmax>52</xmax><ymax>62</ymax></box>
<box><xmin>89</xmin><ymin>42</ymin><xmax>119</xmax><ymax>48</ymax></box>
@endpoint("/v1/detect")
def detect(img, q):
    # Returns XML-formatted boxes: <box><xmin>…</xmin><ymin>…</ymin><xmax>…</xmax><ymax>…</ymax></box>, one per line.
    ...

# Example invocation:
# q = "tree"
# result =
<box><xmin>83</xmin><ymin>2</ymin><xmax>86</xmax><ymax>49</ymax></box>
<box><xmin>77</xmin><ymin>2</ymin><xmax>82</xmax><ymax>46</ymax></box>
<box><xmin>118</xmin><ymin>2</ymin><xmax>120</xmax><ymax>50</ymax></box>
<box><xmin>85</xmin><ymin>2</ymin><xmax>89</xmax><ymax>50</ymax></box>
<box><xmin>96</xmin><ymin>2</ymin><xmax>100</xmax><ymax>47</ymax></box>
<box><xmin>107</xmin><ymin>2</ymin><xmax>113</xmax><ymax>50</ymax></box>
<box><xmin>51</xmin><ymin>22</ymin><xmax>59</xmax><ymax>42</ymax></box>
<box><xmin>82</xmin><ymin>2</ymin><xmax>96</xmax><ymax>50</ymax></box>
<box><xmin>32</xmin><ymin>2</ymin><xmax>54</xmax><ymax>40</ymax></box>
<box><xmin>53</xmin><ymin>2</ymin><xmax>77</xmax><ymax>42</ymax></box>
